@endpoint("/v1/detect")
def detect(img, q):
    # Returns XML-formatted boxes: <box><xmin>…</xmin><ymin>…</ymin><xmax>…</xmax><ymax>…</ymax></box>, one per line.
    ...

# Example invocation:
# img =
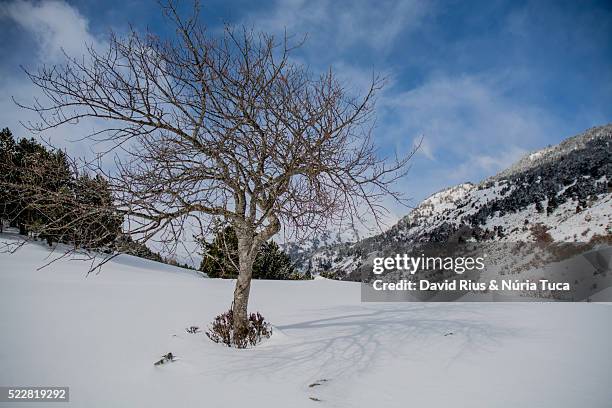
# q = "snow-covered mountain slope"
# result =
<box><xmin>282</xmin><ymin>227</ymin><xmax>361</xmax><ymax>269</ymax></box>
<box><xmin>305</xmin><ymin>124</ymin><xmax>612</xmax><ymax>279</ymax></box>
<box><xmin>1</xmin><ymin>233</ymin><xmax>611</xmax><ymax>408</ymax></box>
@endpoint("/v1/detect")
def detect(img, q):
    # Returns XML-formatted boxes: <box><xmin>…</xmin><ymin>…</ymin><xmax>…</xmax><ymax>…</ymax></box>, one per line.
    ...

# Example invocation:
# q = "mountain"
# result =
<box><xmin>298</xmin><ymin>124</ymin><xmax>612</xmax><ymax>280</ymax></box>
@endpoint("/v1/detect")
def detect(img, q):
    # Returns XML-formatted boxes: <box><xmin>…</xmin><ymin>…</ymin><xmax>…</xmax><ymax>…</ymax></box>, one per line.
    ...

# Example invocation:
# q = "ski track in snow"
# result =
<box><xmin>1</xmin><ymin>234</ymin><xmax>611</xmax><ymax>407</ymax></box>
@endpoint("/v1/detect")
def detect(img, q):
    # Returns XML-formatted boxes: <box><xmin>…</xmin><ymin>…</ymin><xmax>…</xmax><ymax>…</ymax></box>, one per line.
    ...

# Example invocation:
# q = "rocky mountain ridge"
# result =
<box><xmin>296</xmin><ymin>124</ymin><xmax>612</xmax><ymax>280</ymax></box>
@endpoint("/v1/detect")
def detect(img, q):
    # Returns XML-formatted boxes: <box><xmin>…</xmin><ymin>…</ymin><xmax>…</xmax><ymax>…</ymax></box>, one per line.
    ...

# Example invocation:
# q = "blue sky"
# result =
<box><xmin>1</xmin><ymin>0</ymin><xmax>611</xmax><ymax>225</ymax></box>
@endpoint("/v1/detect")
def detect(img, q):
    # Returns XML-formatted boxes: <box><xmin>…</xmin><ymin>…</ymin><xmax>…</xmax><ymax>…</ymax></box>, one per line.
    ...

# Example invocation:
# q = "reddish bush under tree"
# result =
<box><xmin>206</xmin><ymin>309</ymin><xmax>272</xmax><ymax>348</ymax></box>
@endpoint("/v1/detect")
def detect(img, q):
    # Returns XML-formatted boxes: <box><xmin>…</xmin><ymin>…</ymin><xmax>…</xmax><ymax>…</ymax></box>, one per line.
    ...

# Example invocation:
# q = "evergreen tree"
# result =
<box><xmin>199</xmin><ymin>226</ymin><xmax>239</xmax><ymax>279</ymax></box>
<box><xmin>0</xmin><ymin>131</ymin><xmax>61</xmax><ymax>235</ymax></box>
<box><xmin>69</xmin><ymin>174</ymin><xmax>122</xmax><ymax>248</ymax></box>
<box><xmin>0</xmin><ymin>128</ymin><xmax>18</xmax><ymax>231</ymax></box>
<box><xmin>115</xmin><ymin>235</ymin><xmax>165</xmax><ymax>263</ymax></box>
<box><xmin>0</xmin><ymin>127</ymin><xmax>122</xmax><ymax>248</ymax></box>
<box><xmin>199</xmin><ymin>225</ymin><xmax>301</xmax><ymax>280</ymax></box>
<box><xmin>546</xmin><ymin>194</ymin><xmax>558</xmax><ymax>216</ymax></box>
<box><xmin>253</xmin><ymin>240</ymin><xmax>295</xmax><ymax>280</ymax></box>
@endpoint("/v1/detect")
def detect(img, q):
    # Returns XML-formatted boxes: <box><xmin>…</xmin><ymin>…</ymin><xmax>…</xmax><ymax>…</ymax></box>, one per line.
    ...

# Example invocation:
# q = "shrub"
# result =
<box><xmin>288</xmin><ymin>270</ymin><xmax>313</xmax><ymax>280</ymax></box>
<box><xmin>319</xmin><ymin>270</ymin><xmax>341</xmax><ymax>280</ymax></box>
<box><xmin>530</xmin><ymin>223</ymin><xmax>553</xmax><ymax>246</ymax></box>
<box><xmin>206</xmin><ymin>309</ymin><xmax>272</xmax><ymax>348</ymax></box>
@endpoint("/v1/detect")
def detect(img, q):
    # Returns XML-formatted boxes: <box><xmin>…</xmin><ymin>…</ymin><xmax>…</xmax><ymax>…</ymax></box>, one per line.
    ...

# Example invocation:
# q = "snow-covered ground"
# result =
<box><xmin>1</xmin><ymin>233</ymin><xmax>611</xmax><ymax>407</ymax></box>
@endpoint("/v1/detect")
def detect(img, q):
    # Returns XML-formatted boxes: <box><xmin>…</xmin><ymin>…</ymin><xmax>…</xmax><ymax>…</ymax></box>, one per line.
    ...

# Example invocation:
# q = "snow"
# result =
<box><xmin>391</xmin><ymin>175</ymin><xmax>611</xmax><ymax>244</ymax></box>
<box><xmin>1</xmin><ymin>233</ymin><xmax>611</xmax><ymax>407</ymax></box>
<box><xmin>529</xmin><ymin>151</ymin><xmax>543</xmax><ymax>161</ymax></box>
<box><xmin>402</xmin><ymin>182</ymin><xmax>474</xmax><ymax>222</ymax></box>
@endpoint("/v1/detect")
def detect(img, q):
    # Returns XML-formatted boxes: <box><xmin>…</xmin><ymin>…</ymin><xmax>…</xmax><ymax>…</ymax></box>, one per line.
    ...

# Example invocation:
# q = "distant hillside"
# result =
<box><xmin>296</xmin><ymin>124</ymin><xmax>612</xmax><ymax>280</ymax></box>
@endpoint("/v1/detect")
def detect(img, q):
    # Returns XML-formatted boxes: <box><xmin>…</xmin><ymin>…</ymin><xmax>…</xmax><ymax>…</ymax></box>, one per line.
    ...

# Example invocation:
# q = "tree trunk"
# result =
<box><xmin>232</xmin><ymin>234</ymin><xmax>256</xmax><ymax>336</ymax></box>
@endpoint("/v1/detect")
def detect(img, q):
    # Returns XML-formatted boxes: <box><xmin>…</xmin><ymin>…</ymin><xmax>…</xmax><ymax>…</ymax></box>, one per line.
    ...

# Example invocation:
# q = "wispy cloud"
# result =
<box><xmin>0</xmin><ymin>0</ymin><xmax>104</xmax><ymax>63</ymax></box>
<box><xmin>380</xmin><ymin>72</ymin><xmax>563</xmax><ymax>166</ymax></box>
<box><xmin>243</xmin><ymin>0</ymin><xmax>432</xmax><ymax>58</ymax></box>
<box><xmin>0</xmin><ymin>0</ymin><xmax>107</xmax><ymax>157</ymax></box>
<box><xmin>370</xmin><ymin>71</ymin><xmax>571</xmax><ymax>221</ymax></box>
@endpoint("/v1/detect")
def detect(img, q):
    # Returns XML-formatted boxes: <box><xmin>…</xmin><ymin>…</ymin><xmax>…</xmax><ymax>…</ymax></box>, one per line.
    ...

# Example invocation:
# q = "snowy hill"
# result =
<box><xmin>304</xmin><ymin>124</ymin><xmax>612</xmax><ymax>279</ymax></box>
<box><xmin>1</xmin><ymin>232</ymin><xmax>612</xmax><ymax>407</ymax></box>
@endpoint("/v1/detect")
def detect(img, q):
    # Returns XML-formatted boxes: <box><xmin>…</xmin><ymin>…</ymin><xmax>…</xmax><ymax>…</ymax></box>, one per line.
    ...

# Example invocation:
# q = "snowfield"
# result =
<box><xmin>1</xmin><ymin>234</ymin><xmax>611</xmax><ymax>407</ymax></box>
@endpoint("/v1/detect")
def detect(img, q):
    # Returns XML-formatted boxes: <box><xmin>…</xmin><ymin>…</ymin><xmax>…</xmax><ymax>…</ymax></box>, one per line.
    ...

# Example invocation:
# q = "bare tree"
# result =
<box><xmin>16</xmin><ymin>1</ymin><xmax>415</xmax><ymax>337</ymax></box>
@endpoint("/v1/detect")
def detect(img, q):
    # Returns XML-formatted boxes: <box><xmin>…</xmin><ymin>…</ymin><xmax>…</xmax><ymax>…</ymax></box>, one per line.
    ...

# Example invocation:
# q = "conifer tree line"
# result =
<box><xmin>0</xmin><ymin>127</ymin><xmax>304</xmax><ymax>278</ymax></box>
<box><xmin>0</xmin><ymin>127</ymin><xmax>169</xmax><ymax>265</ymax></box>
<box><xmin>0</xmin><ymin>127</ymin><xmax>122</xmax><ymax>248</ymax></box>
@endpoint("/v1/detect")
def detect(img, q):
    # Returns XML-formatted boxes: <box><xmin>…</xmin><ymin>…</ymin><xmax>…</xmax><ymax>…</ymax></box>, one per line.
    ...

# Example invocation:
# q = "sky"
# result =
<box><xmin>1</xmin><ymin>0</ymin><xmax>611</xmax><ymax>228</ymax></box>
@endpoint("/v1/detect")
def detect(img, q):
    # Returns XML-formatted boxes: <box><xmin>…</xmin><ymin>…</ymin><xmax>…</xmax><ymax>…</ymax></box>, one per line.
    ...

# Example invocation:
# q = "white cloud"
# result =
<box><xmin>379</xmin><ymin>72</ymin><xmax>563</xmax><ymax>169</ymax></box>
<box><xmin>0</xmin><ymin>0</ymin><xmax>107</xmax><ymax>157</ymax></box>
<box><xmin>455</xmin><ymin>145</ymin><xmax>529</xmax><ymax>181</ymax></box>
<box><xmin>0</xmin><ymin>0</ymin><xmax>103</xmax><ymax>63</ymax></box>
<box><xmin>244</xmin><ymin>0</ymin><xmax>431</xmax><ymax>56</ymax></box>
